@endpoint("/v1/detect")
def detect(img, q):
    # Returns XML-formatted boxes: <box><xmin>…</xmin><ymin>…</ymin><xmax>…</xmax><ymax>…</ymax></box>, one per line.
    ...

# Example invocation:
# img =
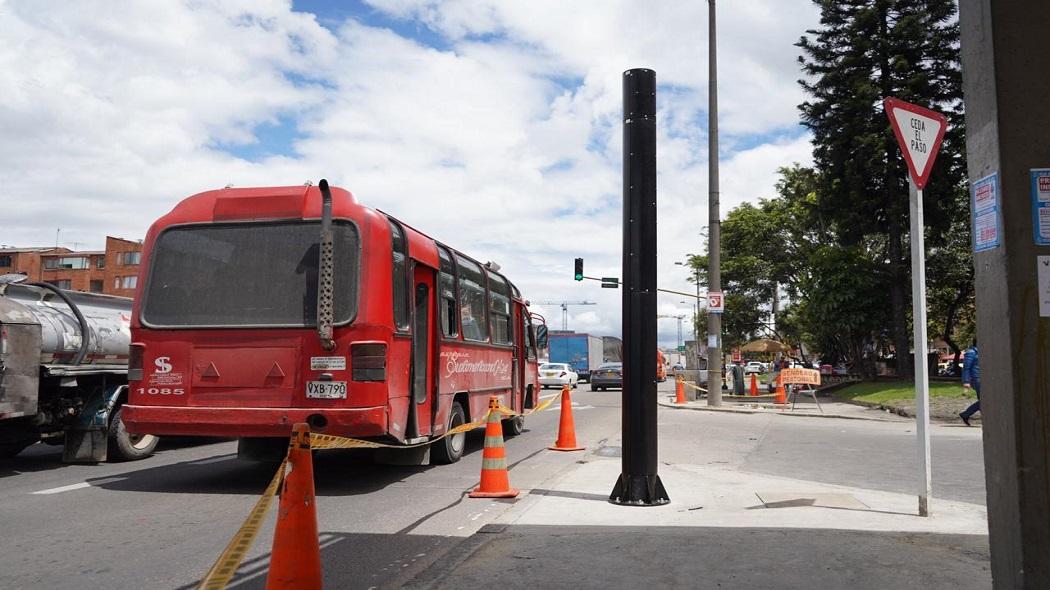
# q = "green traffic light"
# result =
<box><xmin>574</xmin><ymin>257</ymin><xmax>583</xmax><ymax>281</ymax></box>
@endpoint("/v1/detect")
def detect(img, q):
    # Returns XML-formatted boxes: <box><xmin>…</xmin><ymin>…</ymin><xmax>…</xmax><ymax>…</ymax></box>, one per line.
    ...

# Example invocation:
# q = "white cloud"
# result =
<box><xmin>0</xmin><ymin>0</ymin><xmax>818</xmax><ymax>348</ymax></box>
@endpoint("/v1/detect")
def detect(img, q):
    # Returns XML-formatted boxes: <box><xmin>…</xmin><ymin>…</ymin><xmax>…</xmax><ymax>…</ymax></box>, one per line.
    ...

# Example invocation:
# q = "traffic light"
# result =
<box><xmin>574</xmin><ymin>258</ymin><xmax>584</xmax><ymax>281</ymax></box>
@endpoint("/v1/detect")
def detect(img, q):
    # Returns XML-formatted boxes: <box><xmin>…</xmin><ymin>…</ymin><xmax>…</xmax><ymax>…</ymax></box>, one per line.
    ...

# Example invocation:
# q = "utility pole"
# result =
<box><xmin>960</xmin><ymin>0</ymin><xmax>1050</xmax><ymax>585</ymax></box>
<box><xmin>706</xmin><ymin>0</ymin><xmax>723</xmax><ymax>406</ymax></box>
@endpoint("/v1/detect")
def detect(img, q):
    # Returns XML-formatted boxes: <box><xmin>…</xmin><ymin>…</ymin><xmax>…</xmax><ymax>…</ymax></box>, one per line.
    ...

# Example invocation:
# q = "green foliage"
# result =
<box><xmin>677</xmin><ymin>2</ymin><xmax>975</xmax><ymax>368</ymax></box>
<box><xmin>795</xmin><ymin>0</ymin><xmax>969</xmax><ymax>376</ymax></box>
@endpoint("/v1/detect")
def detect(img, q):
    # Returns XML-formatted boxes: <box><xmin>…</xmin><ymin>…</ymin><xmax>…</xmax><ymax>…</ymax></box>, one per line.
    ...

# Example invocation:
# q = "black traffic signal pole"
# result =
<box><xmin>609</xmin><ymin>68</ymin><xmax>669</xmax><ymax>506</ymax></box>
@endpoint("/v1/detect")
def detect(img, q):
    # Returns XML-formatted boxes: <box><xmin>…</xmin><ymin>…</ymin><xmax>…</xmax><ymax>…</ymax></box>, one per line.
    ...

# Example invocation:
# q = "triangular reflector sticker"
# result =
<box><xmin>201</xmin><ymin>362</ymin><xmax>220</xmax><ymax>378</ymax></box>
<box><xmin>267</xmin><ymin>362</ymin><xmax>286</xmax><ymax>379</ymax></box>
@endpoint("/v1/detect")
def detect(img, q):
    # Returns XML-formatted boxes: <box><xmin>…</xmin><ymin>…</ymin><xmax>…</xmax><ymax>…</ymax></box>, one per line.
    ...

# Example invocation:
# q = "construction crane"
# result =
<box><xmin>534</xmin><ymin>301</ymin><xmax>597</xmax><ymax>330</ymax></box>
<box><xmin>657</xmin><ymin>314</ymin><xmax>687</xmax><ymax>350</ymax></box>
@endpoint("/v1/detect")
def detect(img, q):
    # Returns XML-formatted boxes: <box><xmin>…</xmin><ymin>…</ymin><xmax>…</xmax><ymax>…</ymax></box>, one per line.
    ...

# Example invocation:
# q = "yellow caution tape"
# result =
<box><xmin>198</xmin><ymin>457</ymin><xmax>287</xmax><ymax>590</ymax></box>
<box><xmin>682</xmin><ymin>381</ymin><xmax>708</xmax><ymax>393</ymax></box>
<box><xmin>496</xmin><ymin>394</ymin><xmax>557</xmax><ymax>417</ymax></box>
<box><xmin>195</xmin><ymin>394</ymin><xmax>557</xmax><ymax>588</ymax></box>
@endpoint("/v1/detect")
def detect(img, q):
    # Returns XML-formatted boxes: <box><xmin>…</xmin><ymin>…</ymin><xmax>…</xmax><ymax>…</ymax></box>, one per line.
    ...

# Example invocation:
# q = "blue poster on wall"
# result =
<box><xmin>1031</xmin><ymin>169</ymin><xmax>1050</xmax><ymax>246</ymax></box>
<box><xmin>972</xmin><ymin>172</ymin><xmax>1001</xmax><ymax>253</ymax></box>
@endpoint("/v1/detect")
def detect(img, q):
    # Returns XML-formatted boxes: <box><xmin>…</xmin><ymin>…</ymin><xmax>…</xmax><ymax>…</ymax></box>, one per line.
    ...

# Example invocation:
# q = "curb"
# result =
<box><xmin>657</xmin><ymin>397</ymin><xmax>900</xmax><ymax>423</ymax></box>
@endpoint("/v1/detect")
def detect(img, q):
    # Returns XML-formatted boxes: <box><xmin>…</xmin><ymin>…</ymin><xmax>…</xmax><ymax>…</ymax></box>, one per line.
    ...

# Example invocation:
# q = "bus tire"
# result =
<box><xmin>108</xmin><ymin>407</ymin><xmax>159</xmax><ymax>461</ymax></box>
<box><xmin>432</xmin><ymin>401</ymin><xmax>466</xmax><ymax>465</ymax></box>
<box><xmin>502</xmin><ymin>415</ymin><xmax>525</xmax><ymax>437</ymax></box>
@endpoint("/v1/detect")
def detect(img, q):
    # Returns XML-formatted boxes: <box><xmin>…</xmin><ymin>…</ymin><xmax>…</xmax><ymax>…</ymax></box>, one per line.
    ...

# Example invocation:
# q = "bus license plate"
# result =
<box><xmin>306</xmin><ymin>381</ymin><xmax>347</xmax><ymax>399</ymax></box>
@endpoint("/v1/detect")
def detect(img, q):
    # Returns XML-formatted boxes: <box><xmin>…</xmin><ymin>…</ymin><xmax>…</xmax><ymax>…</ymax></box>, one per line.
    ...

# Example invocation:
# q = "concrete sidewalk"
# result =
<box><xmin>406</xmin><ymin>407</ymin><xmax>990</xmax><ymax>589</ymax></box>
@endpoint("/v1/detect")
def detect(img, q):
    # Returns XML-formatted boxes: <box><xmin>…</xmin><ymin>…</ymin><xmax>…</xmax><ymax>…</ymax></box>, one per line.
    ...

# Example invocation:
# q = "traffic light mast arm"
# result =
<box><xmin>576</xmin><ymin>274</ymin><xmax>703</xmax><ymax>300</ymax></box>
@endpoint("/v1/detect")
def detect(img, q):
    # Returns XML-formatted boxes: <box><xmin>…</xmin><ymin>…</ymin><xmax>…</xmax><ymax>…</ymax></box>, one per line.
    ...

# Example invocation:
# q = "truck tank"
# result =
<box><xmin>0</xmin><ymin>282</ymin><xmax>131</xmax><ymax>368</ymax></box>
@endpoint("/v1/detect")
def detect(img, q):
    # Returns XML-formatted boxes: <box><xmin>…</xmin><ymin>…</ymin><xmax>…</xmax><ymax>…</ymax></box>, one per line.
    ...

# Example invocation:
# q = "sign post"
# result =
<box><xmin>884</xmin><ymin>97</ymin><xmax>948</xmax><ymax>517</ymax></box>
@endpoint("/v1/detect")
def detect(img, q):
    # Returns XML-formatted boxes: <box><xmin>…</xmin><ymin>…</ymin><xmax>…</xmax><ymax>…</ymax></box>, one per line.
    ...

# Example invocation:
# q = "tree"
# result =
<box><xmin>797</xmin><ymin>0</ymin><xmax>966</xmax><ymax>377</ymax></box>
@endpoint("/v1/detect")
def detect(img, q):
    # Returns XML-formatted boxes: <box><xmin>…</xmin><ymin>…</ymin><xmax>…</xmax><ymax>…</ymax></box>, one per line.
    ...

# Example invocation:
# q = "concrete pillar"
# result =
<box><xmin>959</xmin><ymin>1</ymin><xmax>1050</xmax><ymax>587</ymax></box>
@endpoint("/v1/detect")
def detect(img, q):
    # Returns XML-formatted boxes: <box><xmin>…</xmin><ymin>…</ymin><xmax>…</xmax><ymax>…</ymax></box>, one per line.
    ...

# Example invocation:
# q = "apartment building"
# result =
<box><xmin>0</xmin><ymin>236</ymin><xmax>143</xmax><ymax>296</ymax></box>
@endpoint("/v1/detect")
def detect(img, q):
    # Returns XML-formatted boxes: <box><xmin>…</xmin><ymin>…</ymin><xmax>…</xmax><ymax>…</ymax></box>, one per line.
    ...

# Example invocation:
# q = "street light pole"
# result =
<box><xmin>694</xmin><ymin>268</ymin><xmax>700</xmax><ymax>346</ymax></box>
<box><xmin>706</xmin><ymin>0</ymin><xmax>723</xmax><ymax>406</ymax></box>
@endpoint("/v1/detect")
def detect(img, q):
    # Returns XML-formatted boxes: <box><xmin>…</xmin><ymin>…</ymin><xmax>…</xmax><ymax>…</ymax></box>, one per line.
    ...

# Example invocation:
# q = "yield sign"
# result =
<box><xmin>884</xmin><ymin>97</ymin><xmax>948</xmax><ymax>190</ymax></box>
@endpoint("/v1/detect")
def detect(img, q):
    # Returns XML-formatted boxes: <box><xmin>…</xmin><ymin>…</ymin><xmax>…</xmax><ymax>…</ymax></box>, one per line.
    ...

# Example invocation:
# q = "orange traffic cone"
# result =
<box><xmin>675</xmin><ymin>376</ymin><xmax>687</xmax><ymax>404</ymax></box>
<box><xmin>266</xmin><ymin>424</ymin><xmax>322</xmax><ymax>590</ymax></box>
<box><xmin>750</xmin><ymin>373</ymin><xmax>759</xmax><ymax>396</ymax></box>
<box><xmin>549</xmin><ymin>385</ymin><xmax>585</xmax><ymax>452</ymax></box>
<box><xmin>469</xmin><ymin>397</ymin><xmax>519</xmax><ymax>498</ymax></box>
<box><xmin>774</xmin><ymin>373</ymin><xmax>787</xmax><ymax>405</ymax></box>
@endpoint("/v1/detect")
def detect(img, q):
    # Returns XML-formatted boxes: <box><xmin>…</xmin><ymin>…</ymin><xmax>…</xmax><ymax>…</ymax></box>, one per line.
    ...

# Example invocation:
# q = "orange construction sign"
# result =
<box><xmin>779</xmin><ymin>368</ymin><xmax>821</xmax><ymax>386</ymax></box>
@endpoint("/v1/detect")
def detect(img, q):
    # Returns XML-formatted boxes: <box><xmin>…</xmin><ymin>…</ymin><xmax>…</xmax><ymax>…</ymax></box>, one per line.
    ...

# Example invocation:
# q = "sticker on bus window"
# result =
<box><xmin>311</xmin><ymin>356</ymin><xmax>347</xmax><ymax>371</ymax></box>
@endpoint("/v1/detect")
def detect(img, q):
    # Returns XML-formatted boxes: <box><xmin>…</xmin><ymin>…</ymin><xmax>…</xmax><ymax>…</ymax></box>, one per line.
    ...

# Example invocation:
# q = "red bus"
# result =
<box><xmin>122</xmin><ymin>181</ymin><xmax>542</xmax><ymax>463</ymax></box>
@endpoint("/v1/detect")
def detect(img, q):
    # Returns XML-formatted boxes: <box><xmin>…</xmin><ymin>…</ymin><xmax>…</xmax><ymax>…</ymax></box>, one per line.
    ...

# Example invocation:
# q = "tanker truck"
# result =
<box><xmin>0</xmin><ymin>274</ymin><xmax>158</xmax><ymax>461</ymax></box>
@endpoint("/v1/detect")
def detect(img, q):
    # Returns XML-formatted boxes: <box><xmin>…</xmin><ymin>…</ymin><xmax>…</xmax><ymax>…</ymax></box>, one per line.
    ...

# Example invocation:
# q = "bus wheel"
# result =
<box><xmin>502</xmin><ymin>415</ymin><xmax>525</xmax><ymax>437</ymax></box>
<box><xmin>108</xmin><ymin>407</ymin><xmax>159</xmax><ymax>461</ymax></box>
<box><xmin>433</xmin><ymin>401</ymin><xmax>466</xmax><ymax>464</ymax></box>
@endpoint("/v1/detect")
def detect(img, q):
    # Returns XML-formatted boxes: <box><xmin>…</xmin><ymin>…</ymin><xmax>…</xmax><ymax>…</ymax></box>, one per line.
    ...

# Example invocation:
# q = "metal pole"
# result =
<box><xmin>706</xmin><ymin>0</ymin><xmax>723</xmax><ymax>406</ymax></box>
<box><xmin>695</xmin><ymin>270</ymin><xmax>700</xmax><ymax>347</ymax></box>
<box><xmin>610</xmin><ymin>68</ymin><xmax>669</xmax><ymax>506</ymax></box>
<box><xmin>909</xmin><ymin>179</ymin><xmax>932</xmax><ymax>516</ymax></box>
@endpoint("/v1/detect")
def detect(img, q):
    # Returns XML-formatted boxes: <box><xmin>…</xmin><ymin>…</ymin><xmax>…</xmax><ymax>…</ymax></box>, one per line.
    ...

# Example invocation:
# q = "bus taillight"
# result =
<box><xmin>128</xmin><ymin>343</ymin><xmax>145</xmax><ymax>381</ymax></box>
<box><xmin>351</xmin><ymin>342</ymin><xmax>386</xmax><ymax>382</ymax></box>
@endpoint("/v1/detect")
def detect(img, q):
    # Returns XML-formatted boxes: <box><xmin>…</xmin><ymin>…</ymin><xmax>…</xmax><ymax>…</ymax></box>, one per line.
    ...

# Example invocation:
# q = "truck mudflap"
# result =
<box><xmin>63</xmin><ymin>384</ymin><xmax>124</xmax><ymax>463</ymax></box>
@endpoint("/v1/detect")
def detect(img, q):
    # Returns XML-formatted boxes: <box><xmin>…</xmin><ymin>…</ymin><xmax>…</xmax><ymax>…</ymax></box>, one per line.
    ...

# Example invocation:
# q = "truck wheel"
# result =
<box><xmin>432</xmin><ymin>401</ymin><xmax>466</xmax><ymax>465</ymax></box>
<box><xmin>502</xmin><ymin>415</ymin><xmax>525</xmax><ymax>437</ymax></box>
<box><xmin>108</xmin><ymin>407</ymin><xmax>159</xmax><ymax>461</ymax></box>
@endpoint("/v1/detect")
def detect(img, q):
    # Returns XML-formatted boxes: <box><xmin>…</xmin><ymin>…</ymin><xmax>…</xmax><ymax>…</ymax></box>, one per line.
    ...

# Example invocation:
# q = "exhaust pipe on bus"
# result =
<box><xmin>316</xmin><ymin>179</ymin><xmax>336</xmax><ymax>351</ymax></box>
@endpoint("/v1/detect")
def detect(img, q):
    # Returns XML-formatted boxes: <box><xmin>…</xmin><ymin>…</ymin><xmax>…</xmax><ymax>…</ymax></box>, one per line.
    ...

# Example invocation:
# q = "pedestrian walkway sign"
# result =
<box><xmin>884</xmin><ymin>97</ymin><xmax>948</xmax><ymax>190</ymax></box>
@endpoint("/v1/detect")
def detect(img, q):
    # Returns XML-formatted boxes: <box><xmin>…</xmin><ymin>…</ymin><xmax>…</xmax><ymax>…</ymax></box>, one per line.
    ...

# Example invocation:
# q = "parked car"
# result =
<box><xmin>672</xmin><ymin>363</ymin><xmax>685</xmax><ymax>371</ymax></box>
<box><xmin>538</xmin><ymin>363</ymin><xmax>578</xmax><ymax>389</ymax></box>
<box><xmin>589</xmin><ymin>362</ymin><xmax>623</xmax><ymax>391</ymax></box>
<box><xmin>744</xmin><ymin>361</ymin><xmax>766</xmax><ymax>375</ymax></box>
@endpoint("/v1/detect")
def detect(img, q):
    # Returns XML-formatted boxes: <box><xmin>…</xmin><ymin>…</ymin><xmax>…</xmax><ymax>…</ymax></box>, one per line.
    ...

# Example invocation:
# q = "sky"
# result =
<box><xmin>0</xmin><ymin>0</ymin><xmax>819</xmax><ymax>347</ymax></box>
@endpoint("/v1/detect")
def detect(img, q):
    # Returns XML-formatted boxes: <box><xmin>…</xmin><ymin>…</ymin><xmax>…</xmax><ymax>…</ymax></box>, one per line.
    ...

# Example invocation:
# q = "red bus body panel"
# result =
<box><xmin>122</xmin><ymin>185</ymin><xmax>540</xmax><ymax>442</ymax></box>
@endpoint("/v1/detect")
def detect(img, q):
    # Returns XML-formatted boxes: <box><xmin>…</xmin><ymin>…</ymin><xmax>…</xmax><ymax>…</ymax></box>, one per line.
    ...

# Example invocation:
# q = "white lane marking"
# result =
<box><xmin>32</xmin><ymin>482</ymin><xmax>90</xmax><ymax>495</ymax></box>
<box><xmin>188</xmin><ymin>455</ymin><xmax>237</xmax><ymax>465</ymax></box>
<box><xmin>32</xmin><ymin>476</ymin><xmax>127</xmax><ymax>495</ymax></box>
<box><xmin>539</xmin><ymin>392</ymin><xmax>561</xmax><ymax>400</ymax></box>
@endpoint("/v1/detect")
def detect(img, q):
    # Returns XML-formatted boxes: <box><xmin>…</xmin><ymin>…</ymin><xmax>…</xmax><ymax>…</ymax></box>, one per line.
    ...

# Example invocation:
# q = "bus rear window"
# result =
<box><xmin>142</xmin><ymin>221</ymin><xmax>358</xmax><ymax>327</ymax></box>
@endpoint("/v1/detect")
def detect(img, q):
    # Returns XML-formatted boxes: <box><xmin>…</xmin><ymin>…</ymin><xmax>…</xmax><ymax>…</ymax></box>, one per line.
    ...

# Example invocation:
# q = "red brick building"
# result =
<box><xmin>0</xmin><ymin>236</ymin><xmax>142</xmax><ymax>296</ymax></box>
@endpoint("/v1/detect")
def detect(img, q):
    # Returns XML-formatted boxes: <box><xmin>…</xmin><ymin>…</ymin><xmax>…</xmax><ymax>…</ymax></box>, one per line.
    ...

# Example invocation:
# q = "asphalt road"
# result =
<box><xmin>0</xmin><ymin>383</ymin><xmax>986</xmax><ymax>589</ymax></box>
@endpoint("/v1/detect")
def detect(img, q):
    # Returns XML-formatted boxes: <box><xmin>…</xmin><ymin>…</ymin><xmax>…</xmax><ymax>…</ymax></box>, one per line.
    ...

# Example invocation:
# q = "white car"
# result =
<box><xmin>538</xmin><ymin>363</ymin><xmax>578</xmax><ymax>389</ymax></box>
<box><xmin>744</xmin><ymin>361</ymin><xmax>766</xmax><ymax>375</ymax></box>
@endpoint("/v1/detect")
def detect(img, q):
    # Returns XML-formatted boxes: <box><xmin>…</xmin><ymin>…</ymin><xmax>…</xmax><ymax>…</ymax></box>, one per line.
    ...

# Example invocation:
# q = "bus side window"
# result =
<box><xmin>455</xmin><ymin>254</ymin><xmax>488</xmax><ymax>342</ymax></box>
<box><xmin>439</xmin><ymin>247</ymin><xmax>458</xmax><ymax>338</ymax></box>
<box><xmin>390</xmin><ymin>220</ymin><xmax>410</xmax><ymax>332</ymax></box>
<box><xmin>524</xmin><ymin>313</ymin><xmax>536</xmax><ymax>359</ymax></box>
<box><xmin>488</xmin><ymin>273</ymin><xmax>512</xmax><ymax>345</ymax></box>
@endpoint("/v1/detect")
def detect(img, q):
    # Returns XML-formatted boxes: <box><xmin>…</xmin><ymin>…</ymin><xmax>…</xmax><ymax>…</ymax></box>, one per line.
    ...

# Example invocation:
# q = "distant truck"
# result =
<box><xmin>0</xmin><ymin>276</ymin><xmax>158</xmax><ymax>461</ymax></box>
<box><xmin>548</xmin><ymin>332</ymin><xmax>604</xmax><ymax>382</ymax></box>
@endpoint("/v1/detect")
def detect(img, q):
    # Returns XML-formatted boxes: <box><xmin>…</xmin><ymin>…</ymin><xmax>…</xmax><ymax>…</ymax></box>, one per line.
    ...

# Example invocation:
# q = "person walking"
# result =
<box><xmin>959</xmin><ymin>339</ymin><xmax>980</xmax><ymax>426</ymax></box>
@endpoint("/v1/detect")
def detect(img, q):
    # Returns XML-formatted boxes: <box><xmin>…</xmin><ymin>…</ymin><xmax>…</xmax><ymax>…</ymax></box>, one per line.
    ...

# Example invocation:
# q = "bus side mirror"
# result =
<box><xmin>535</xmin><ymin>324</ymin><xmax>548</xmax><ymax>349</ymax></box>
